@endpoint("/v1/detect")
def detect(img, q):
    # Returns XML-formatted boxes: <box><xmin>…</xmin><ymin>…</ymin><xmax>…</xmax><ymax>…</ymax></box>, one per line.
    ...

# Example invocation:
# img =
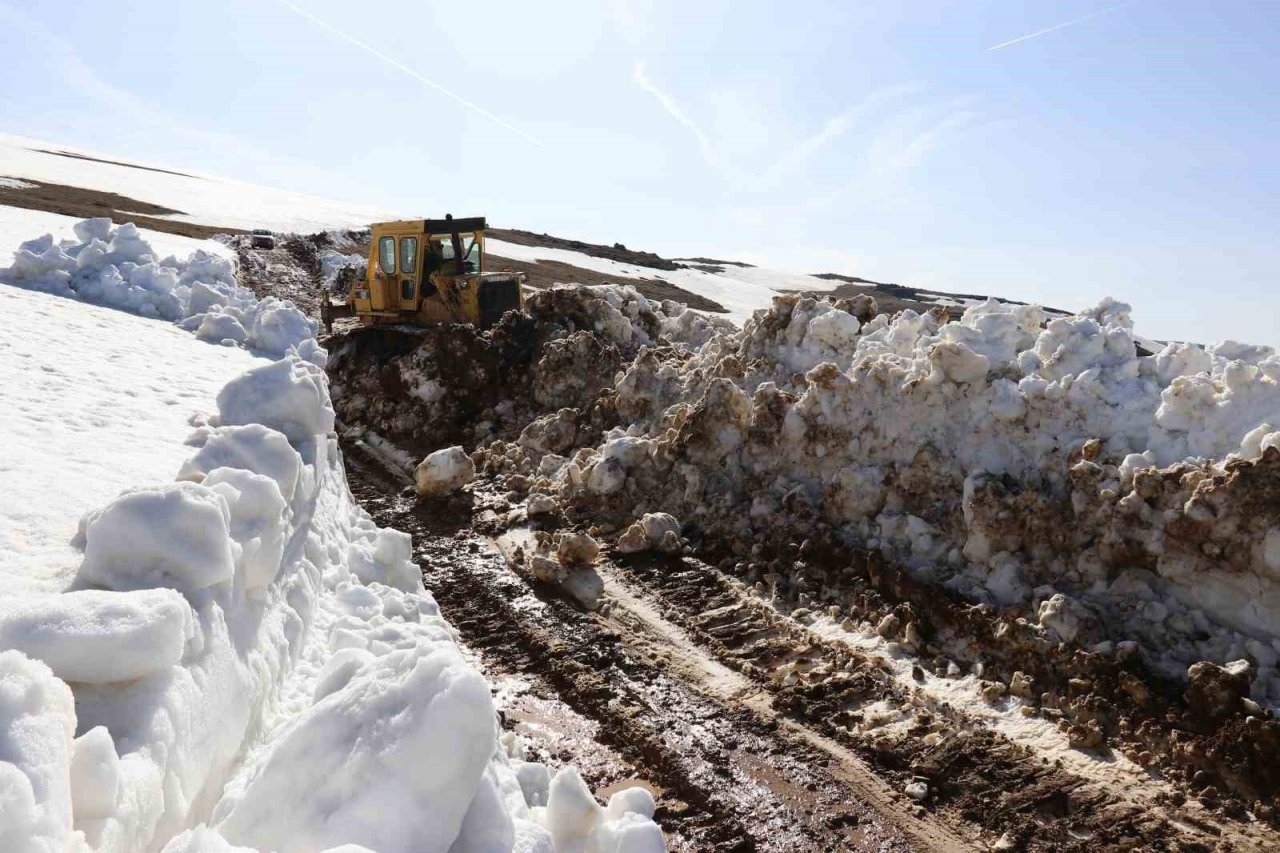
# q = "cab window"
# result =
<box><xmin>399</xmin><ymin>237</ymin><xmax>418</xmax><ymax>274</ymax></box>
<box><xmin>378</xmin><ymin>236</ymin><xmax>395</xmax><ymax>274</ymax></box>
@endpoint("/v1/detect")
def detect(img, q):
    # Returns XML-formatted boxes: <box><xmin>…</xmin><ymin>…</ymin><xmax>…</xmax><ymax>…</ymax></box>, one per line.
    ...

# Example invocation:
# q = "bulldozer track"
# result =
<box><xmin>343</xmin><ymin>440</ymin><xmax>931</xmax><ymax>852</ymax></box>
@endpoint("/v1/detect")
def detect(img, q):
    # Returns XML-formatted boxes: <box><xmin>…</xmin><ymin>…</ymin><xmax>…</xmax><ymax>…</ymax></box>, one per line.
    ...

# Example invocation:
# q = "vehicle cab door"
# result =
<box><xmin>396</xmin><ymin>234</ymin><xmax>422</xmax><ymax>311</ymax></box>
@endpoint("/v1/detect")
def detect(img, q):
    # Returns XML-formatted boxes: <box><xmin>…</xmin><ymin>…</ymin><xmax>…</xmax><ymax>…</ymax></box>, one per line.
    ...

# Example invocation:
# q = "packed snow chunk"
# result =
<box><xmin>69</xmin><ymin>725</ymin><xmax>119</xmax><ymax>821</ymax></box>
<box><xmin>196</xmin><ymin>311</ymin><xmax>247</xmax><ymax>346</ymax></box>
<box><xmin>75</xmin><ymin>480</ymin><xmax>235</xmax><ymax>597</ymax></box>
<box><xmin>591</xmin><ymin>813</ymin><xmax>666</xmax><ymax>853</ymax></box>
<box><xmin>414</xmin><ymin>446</ymin><xmax>476</xmax><ymax>497</ymax></box>
<box><xmin>347</xmin><ymin>528</ymin><xmax>424</xmax><ymax>593</ymax></box>
<box><xmin>178</xmin><ymin>424</ymin><xmax>303</xmax><ymax>505</ymax></box>
<box><xmin>0</xmin><ymin>651</ymin><xmax>76</xmax><ymax>853</ymax></box>
<box><xmin>929</xmin><ymin>340</ymin><xmax>990</xmax><ymax>384</ymax></box>
<box><xmin>606</xmin><ymin>786</ymin><xmax>656</xmax><ymax>821</ymax></box>
<box><xmin>544</xmin><ymin>768</ymin><xmax>602</xmax><ymax>849</ymax></box>
<box><xmin>804</xmin><ymin>308</ymin><xmax>860</xmax><ymax>352</ymax></box>
<box><xmin>204</xmin><ymin>468</ymin><xmax>289</xmax><ymax>591</ymax></box>
<box><xmin>213</xmin><ymin>640</ymin><xmax>498</xmax><ymax>853</ymax></box>
<box><xmin>245</xmin><ymin>298</ymin><xmax>317</xmax><ymax>357</ymax></box>
<box><xmin>0</xmin><ymin>588</ymin><xmax>193</xmax><ymax>683</ymax></box>
<box><xmin>161</xmin><ymin>827</ymin><xmax>260</xmax><ymax>853</ymax></box>
<box><xmin>586</xmin><ymin>457</ymin><xmax>627</xmax><ymax>496</ymax></box>
<box><xmin>216</xmin><ymin>355</ymin><xmax>335</xmax><ymax>445</ymax></box>
<box><xmin>616</xmin><ymin>513</ymin><xmax>683</xmax><ymax>554</ymax></box>
<box><xmin>188</xmin><ymin>281</ymin><xmax>230</xmax><ymax>316</ymax></box>
<box><xmin>515</xmin><ymin>761</ymin><xmax>551</xmax><ymax>808</ymax></box>
<box><xmin>556</xmin><ymin>531</ymin><xmax>601</xmax><ymax>567</ymax></box>
<box><xmin>541</xmin><ymin>770</ymin><xmax>666</xmax><ymax>853</ymax></box>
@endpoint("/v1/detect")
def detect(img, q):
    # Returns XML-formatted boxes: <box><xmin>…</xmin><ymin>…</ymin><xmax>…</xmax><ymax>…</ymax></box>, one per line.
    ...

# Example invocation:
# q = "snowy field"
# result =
<box><xmin>0</xmin><ymin>133</ymin><xmax>385</xmax><ymax>234</ymax></box>
<box><xmin>487</xmin><ymin>237</ymin><xmax>836</xmax><ymax>323</ymax></box>
<box><xmin>0</xmin><ymin>285</ymin><xmax>258</xmax><ymax>594</ymax></box>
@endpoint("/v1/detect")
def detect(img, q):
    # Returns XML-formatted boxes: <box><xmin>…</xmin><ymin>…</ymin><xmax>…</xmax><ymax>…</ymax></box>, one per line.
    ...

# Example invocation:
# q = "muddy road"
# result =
<box><xmin>344</xmin><ymin>440</ymin><xmax>928</xmax><ymax>851</ymax></box>
<box><xmin>341</xmin><ymin>439</ymin><xmax>1275</xmax><ymax>852</ymax></box>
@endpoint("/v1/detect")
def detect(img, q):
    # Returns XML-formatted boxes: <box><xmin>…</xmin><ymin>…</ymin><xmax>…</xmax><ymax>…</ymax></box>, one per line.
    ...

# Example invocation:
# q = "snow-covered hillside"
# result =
<box><xmin>0</xmin><ymin>220</ymin><xmax>665</xmax><ymax>853</ymax></box>
<box><xmin>0</xmin><ymin>134</ymin><xmax>385</xmax><ymax>234</ymax></box>
<box><xmin>0</xmin><ymin>133</ymin><xmax>997</xmax><ymax>326</ymax></box>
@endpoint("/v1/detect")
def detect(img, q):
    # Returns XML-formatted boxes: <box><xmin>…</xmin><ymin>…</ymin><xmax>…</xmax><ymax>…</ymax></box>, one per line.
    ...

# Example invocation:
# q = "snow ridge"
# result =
<box><xmin>0</xmin><ymin>217</ymin><xmax>316</xmax><ymax>357</ymax></box>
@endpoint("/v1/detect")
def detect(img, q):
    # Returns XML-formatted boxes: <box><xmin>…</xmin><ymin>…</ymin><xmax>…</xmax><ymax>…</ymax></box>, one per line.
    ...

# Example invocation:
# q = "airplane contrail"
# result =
<box><xmin>273</xmin><ymin>0</ymin><xmax>542</xmax><ymax>146</ymax></box>
<box><xmin>633</xmin><ymin>62</ymin><xmax>722</xmax><ymax>172</ymax></box>
<box><xmin>987</xmin><ymin>4</ymin><xmax>1126</xmax><ymax>51</ymax></box>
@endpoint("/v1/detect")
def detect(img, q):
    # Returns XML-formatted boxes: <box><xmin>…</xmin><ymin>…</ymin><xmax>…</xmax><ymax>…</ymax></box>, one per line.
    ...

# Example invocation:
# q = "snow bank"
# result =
<box><xmin>483</xmin><ymin>292</ymin><xmax>1280</xmax><ymax>706</ymax></box>
<box><xmin>0</xmin><ymin>216</ymin><xmax>315</xmax><ymax>356</ymax></box>
<box><xmin>1</xmin><ymin>345</ymin><xmax>664</xmax><ymax>851</ymax></box>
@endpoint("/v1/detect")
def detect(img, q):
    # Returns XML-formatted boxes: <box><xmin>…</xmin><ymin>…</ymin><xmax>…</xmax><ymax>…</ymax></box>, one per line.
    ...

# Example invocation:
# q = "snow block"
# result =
<box><xmin>75</xmin><ymin>481</ymin><xmax>236</xmax><ymax>597</ymax></box>
<box><xmin>245</xmin><ymin>298</ymin><xmax>317</xmax><ymax>357</ymax></box>
<box><xmin>69</xmin><ymin>726</ymin><xmax>120</xmax><ymax>821</ymax></box>
<box><xmin>0</xmin><ymin>651</ymin><xmax>76</xmax><ymax>853</ymax></box>
<box><xmin>204</xmin><ymin>468</ymin><xmax>290</xmax><ymax>591</ymax></box>
<box><xmin>178</xmin><ymin>424</ymin><xmax>303</xmax><ymax>505</ymax></box>
<box><xmin>214</xmin><ymin>640</ymin><xmax>497</xmax><ymax>853</ymax></box>
<box><xmin>216</xmin><ymin>356</ymin><xmax>334</xmax><ymax>445</ymax></box>
<box><xmin>0</xmin><ymin>588</ymin><xmax>193</xmax><ymax>684</ymax></box>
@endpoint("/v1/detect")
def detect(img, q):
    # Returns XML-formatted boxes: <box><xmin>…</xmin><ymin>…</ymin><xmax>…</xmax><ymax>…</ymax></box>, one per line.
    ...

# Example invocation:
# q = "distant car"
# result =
<box><xmin>249</xmin><ymin>229</ymin><xmax>276</xmax><ymax>250</ymax></box>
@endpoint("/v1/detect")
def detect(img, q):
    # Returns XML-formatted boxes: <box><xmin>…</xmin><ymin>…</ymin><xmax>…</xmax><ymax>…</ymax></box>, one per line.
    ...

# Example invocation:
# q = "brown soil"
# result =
<box><xmin>488</xmin><ymin>228</ymin><xmax>683</xmax><ymax>271</ymax></box>
<box><xmin>234</xmin><ymin>235</ymin><xmax>324</xmax><ymax>314</ymax></box>
<box><xmin>0</xmin><ymin>177</ymin><xmax>242</xmax><ymax>240</ymax></box>
<box><xmin>804</xmin><ymin>276</ymin><xmax>1069</xmax><ymax>318</ymax></box>
<box><xmin>488</xmin><ymin>254</ymin><xmax>729</xmax><ymax>313</ymax></box>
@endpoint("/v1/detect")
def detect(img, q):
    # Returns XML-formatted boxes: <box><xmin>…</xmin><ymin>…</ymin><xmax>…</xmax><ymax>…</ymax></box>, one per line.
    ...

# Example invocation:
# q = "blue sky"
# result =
<box><xmin>1</xmin><ymin>1</ymin><xmax>1277</xmax><ymax>345</ymax></box>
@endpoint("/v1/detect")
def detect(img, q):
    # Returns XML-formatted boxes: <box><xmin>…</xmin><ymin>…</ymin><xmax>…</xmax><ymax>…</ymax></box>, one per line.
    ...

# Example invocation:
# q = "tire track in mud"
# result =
<box><xmin>609</xmin><ymin>552</ymin><xmax>1277</xmax><ymax>852</ymax></box>
<box><xmin>343</xmin><ymin>442</ymin><xmax>1274</xmax><ymax>851</ymax></box>
<box><xmin>342</xmin><ymin>442</ymin><xmax>932</xmax><ymax>852</ymax></box>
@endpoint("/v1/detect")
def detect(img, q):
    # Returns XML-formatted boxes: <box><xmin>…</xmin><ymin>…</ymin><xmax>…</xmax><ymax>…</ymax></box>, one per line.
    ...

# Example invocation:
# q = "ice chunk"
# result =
<box><xmin>0</xmin><ymin>588</ymin><xmax>193</xmax><ymax>683</ymax></box>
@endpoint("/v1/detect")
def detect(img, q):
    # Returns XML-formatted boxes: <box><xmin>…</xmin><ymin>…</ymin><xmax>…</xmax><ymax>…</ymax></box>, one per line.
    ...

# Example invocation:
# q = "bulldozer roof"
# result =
<box><xmin>374</xmin><ymin>216</ymin><xmax>487</xmax><ymax>235</ymax></box>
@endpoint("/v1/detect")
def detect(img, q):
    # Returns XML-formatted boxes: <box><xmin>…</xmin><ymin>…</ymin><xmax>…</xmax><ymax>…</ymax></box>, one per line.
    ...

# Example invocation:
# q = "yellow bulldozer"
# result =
<box><xmin>321</xmin><ymin>215</ymin><xmax>525</xmax><ymax>333</ymax></box>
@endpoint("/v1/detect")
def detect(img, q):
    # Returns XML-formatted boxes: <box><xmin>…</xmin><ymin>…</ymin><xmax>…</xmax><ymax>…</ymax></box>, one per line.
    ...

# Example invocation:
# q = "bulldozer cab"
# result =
<box><xmin>325</xmin><ymin>215</ymin><xmax>524</xmax><ymax>332</ymax></box>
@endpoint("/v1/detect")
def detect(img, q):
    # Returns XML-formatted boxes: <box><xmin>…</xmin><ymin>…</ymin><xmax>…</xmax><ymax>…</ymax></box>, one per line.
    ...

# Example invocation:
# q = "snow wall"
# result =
<box><xmin>475</xmin><ymin>290</ymin><xmax>1280</xmax><ymax>707</ymax></box>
